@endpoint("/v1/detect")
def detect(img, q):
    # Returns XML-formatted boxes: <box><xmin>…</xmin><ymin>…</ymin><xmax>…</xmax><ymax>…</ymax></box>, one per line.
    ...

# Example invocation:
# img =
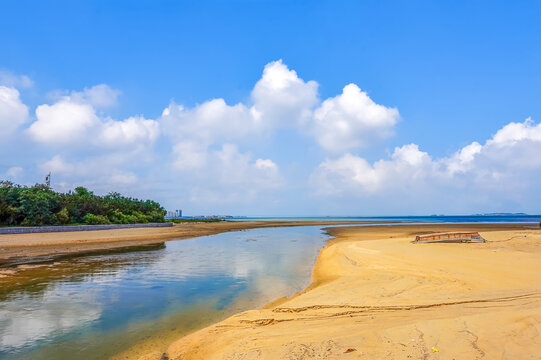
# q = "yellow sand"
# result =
<box><xmin>158</xmin><ymin>225</ymin><xmax>541</xmax><ymax>360</ymax></box>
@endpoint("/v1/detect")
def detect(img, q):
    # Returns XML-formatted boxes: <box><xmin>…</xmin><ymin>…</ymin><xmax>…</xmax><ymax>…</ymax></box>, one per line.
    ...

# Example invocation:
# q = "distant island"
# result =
<box><xmin>429</xmin><ymin>213</ymin><xmax>530</xmax><ymax>217</ymax></box>
<box><xmin>0</xmin><ymin>180</ymin><xmax>166</xmax><ymax>227</ymax></box>
<box><xmin>473</xmin><ymin>212</ymin><xmax>529</xmax><ymax>216</ymax></box>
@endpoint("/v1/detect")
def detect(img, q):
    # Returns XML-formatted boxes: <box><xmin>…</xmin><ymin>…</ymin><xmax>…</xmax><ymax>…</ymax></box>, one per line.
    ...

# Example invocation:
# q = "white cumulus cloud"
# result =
<box><xmin>161</xmin><ymin>60</ymin><xmax>397</xmax><ymax>157</ymax></box>
<box><xmin>28</xmin><ymin>85</ymin><xmax>158</xmax><ymax>149</ymax></box>
<box><xmin>311</xmin><ymin>83</ymin><xmax>399</xmax><ymax>153</ymax></box>
<box><xmin>311</xmin><ymin>118</ymin><xmax>541</xmax><ymax>212</ymax></box>
<box><xmin>0</xmin><ymin>86</ymin><xmax>30</xmax><ymax>138</ymax></box>
<box><xmin>30</xmin><ymin>100</ymin><xmax>100</xmax><ymax>144</ymax></box>
<box><xmin>99</xmin><ymin>116</ymin><xmax>160</xmax><ymax>148</ymax></box>
<box><xmin>161</xmin><ymin>99</ymin><xmax>257</xmax><ymax>146</ymax></box>
<box><xmin>251</xmin><ymin>59</ymin><xmax>319</xmax><ymax>128</ymax></box>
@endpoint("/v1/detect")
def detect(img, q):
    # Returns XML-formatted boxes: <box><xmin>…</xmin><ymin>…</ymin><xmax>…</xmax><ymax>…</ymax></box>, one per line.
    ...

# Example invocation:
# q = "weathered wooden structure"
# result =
<box><xmin>413</xmin><ymin>232</ymin><xmax>485</xmax><ymax>243</ymax></box>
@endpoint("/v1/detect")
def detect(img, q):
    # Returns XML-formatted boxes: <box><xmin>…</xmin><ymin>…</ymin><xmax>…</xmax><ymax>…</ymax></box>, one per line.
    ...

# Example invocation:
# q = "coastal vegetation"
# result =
<box><xmin>0</xmin><ymin>181</ymin><xmax>166</xmax><ymax>226</ymax></box>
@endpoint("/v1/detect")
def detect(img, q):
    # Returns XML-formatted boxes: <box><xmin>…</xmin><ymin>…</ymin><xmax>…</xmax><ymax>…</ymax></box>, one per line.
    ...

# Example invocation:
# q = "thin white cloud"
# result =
<box><xmin>4</xmin><ymin>166</ymin><xmax>23</xmax><ymax>179</ymax></box>
<box><xmin>40</xmin><ymin>155</ymin><xmax>141</xmax><ymax>189</ymax></box>
<box><xmin>177</xmin><ymin>144</ymin><xmax>284</xmax><ymax>204</ymax></box>
<box><xmin>171</xmin><ymin>141</ymin><xmax>208</xmax><ymax>169</ymax></box>
<box><xmin>70</xmin><ymin>84</ymin><xmax>121</xmax><ymax>108</ymax></box>
<box><xmin>254</xmin><ymin>158</ymin><xmax>279</xmax><ymax>172</ymax></box>
<box><xmin>0</xmin><ymin>71</ymin><xmax>34</xmax><ymax>89</ymax></box>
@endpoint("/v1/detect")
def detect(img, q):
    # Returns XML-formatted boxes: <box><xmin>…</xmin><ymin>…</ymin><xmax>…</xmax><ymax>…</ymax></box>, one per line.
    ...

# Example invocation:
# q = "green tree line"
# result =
<box><xmin>0</xmin><ymin>181</ymin><xmax>166</xmax><ymax>226</ymax></box>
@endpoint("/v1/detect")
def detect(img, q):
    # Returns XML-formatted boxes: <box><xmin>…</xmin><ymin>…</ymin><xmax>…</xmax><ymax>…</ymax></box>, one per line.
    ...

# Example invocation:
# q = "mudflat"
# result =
<box><xmin>162</xmin><ymin>223</ymin><xmax>541</xmax><ymax>360</ymax></box>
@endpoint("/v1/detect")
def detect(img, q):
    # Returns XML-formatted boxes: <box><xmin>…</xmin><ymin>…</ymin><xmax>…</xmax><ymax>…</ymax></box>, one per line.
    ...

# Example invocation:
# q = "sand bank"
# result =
<box><xmin>159</xmin><ymin>223</ymin><xmax>541</xmax><ymax>360</ymax></box>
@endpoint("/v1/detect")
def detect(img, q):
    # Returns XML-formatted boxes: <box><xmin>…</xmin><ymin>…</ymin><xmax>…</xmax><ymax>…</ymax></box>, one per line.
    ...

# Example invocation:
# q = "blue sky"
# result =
<box><xmin>1</xmin><ymin>1</ymin><xmax>541</xmax><ymax>215</ymax></box>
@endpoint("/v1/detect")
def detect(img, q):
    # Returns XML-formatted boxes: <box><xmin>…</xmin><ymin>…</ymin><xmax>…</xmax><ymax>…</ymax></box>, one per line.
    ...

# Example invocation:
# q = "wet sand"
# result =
<box><xmin>160</xmin><ymin>223</ymin><xmax>541</xmax><ymax>360</ymax></box>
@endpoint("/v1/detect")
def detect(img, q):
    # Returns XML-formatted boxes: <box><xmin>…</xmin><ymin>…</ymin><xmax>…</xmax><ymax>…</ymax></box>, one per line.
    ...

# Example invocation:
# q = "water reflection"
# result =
<box><xmin>0</xmin><ymin>288</ymin><xmax>102</xmax><ymax>349</ymax></box>
<box><xmin>0</xmin><ymin>243</ymin><xmax>167</xmax><ymax>301</ymax></box>
<box><xmin>0</xmin><ymin>226</ymin><xmax>328</xmax><ymax>360</ymax></box>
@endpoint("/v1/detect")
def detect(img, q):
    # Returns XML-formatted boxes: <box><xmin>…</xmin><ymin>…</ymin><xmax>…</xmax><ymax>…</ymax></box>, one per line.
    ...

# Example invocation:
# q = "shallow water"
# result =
<box><xmin>0</xmin><ymin>226</ymin><xmax>329</xmax><ymax>360</ymax></box>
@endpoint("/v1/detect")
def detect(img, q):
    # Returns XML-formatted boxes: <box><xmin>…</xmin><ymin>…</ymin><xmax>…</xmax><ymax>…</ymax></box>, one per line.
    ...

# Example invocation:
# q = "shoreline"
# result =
<box><xmin>154</xmin><ymin>222</ymin><xmax>540</xmax><ymax>360</ymax></box>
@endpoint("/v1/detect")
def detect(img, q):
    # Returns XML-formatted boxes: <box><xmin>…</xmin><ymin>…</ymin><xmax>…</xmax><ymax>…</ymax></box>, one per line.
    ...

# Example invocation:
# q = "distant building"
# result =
<box><xmin>166</xmin><ymin>209</ymin><xmax>182</xmax><ymax>219</ymax></box>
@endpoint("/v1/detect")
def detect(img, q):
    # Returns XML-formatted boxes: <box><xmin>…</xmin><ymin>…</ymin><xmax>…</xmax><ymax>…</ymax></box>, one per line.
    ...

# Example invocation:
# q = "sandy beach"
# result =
<box><xmin>155</xmin><ymin>223</ymin><xmax>541</xmax><ymax>360</ymax></box>
<box><xmin>1</xmin><ymin>222</ymin><xmax>539</xmax><ymax>360</ymax></box>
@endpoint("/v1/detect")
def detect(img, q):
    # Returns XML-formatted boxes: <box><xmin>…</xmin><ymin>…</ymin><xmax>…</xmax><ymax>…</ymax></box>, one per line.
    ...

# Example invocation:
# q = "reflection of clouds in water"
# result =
<box><xmin>145</xmin><ymin>228</ymin><xmax>326</xmax><ymax>298</ymax></box>
<box><xmin>147</xmin><ymin>230</ymin><xmax>301</xmax><ymax>279</ymax></box>
<box><xmin>0</xmin><ymin>287</ymin><xmax>101</xmax><ymax>350</ymax></box>
<box><xmin>46</xmin><ymin>228</ymin><xmax>326</xmax><ymax>289</ymax></box>
<box><xmin>0</xmin><ymin>226</ymin><xmax>328</xmax><ymax>357</ymax></box>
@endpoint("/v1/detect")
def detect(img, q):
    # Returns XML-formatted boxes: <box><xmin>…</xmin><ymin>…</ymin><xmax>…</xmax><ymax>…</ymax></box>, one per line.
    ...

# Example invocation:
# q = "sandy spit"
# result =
<box><xmin>153</xmin><ymin>223</ymin><xmax>541</xmax><ymax>360</ymax></box>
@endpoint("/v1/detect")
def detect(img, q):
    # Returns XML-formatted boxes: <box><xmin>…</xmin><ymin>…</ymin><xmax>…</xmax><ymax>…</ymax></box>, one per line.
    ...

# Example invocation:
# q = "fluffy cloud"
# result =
<box><xmin>30</xmin><ymin>100</ymin><xmax>100</xmax><ymax>144</ymax></box>
<box><xmin>161</xmin><ymin>61</ymin><xmax>317</xmax><ymax>202</ymax></box>
<box><xmin>311</xmin><ymin>118</ymin><xmax>541</xmax><ymax>210</ymax></box>
<box><xmin>161</xmin><ymin>99</ymin><xmax>257</xmax><ymax>146</ymax></box>
<box><xmin>25</xmin><ymin>85</ymin><xmax>159</xmax><ymax>194</ymax></box>
<box><xmin>312</xmin><ymin>144</ymin><xmax>433</xmax><ymax>194</ymax></box>
<box><xmin>490</xmin><ymin>118</ymin><xmax>541</xmax><ymax>146</ymax></box>
<box><xmin>161</xmin><ymin>60</ymin><xmax>395</xmax><ymax>155</ymax></box>
<box><xmin>0</xmin><ymin>86</ymin><xmax>29</xmax><ymax>138</ymax></box>
<box><xmin>161</xmin><ymin>60</ymin><xmax>396</xmax><ymax>206</ymax></box>
<box><xmin>98</xmin><ymin>116</ymin><xmax>160</xmax><ymax>148</ymax></box>
<box><xmin>251</xmin><ymin>59</ymin><xmax>319</xmax><ymax>128</ymax></box>
<box><xmin>28</xmin><ymin>85</ymin><xmax>158</xmax><ymax>149</ymax></box>
<box><xmin>161</xmin><ymin>60</ymin><xmax>320</xmax><ymax>149</ymax></box>
<box><xmin>8</xmin><ymin>61</ymin><xmax>539</xmax><ymax>214</ymax></box>
<box><xmin>311</xmin><ymin>84</ymin><xmax>399</xmax><ymax>153</ymax></box>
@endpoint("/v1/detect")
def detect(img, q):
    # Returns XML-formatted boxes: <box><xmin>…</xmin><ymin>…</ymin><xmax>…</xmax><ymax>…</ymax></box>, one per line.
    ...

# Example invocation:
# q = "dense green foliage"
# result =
<box><xmin>0</xmin><ymin>181</ymin><xmax>166</xmax><ymax>226</ymax></box>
